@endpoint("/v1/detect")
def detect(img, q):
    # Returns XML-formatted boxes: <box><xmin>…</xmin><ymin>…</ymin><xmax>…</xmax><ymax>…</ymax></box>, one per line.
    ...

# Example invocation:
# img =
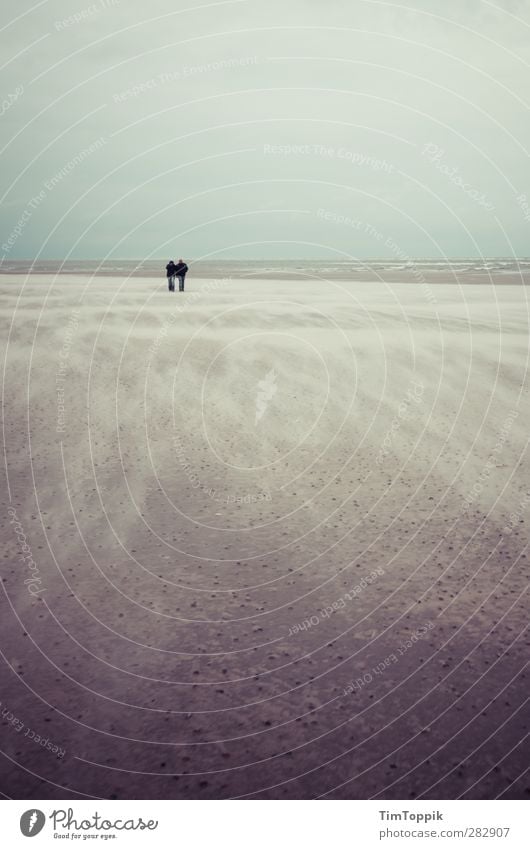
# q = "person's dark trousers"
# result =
<box><xmin>178</xmin><ymin>276</ymin><xmax>184</xmax><ymax>291</ymax></box>
<box><xmin>168</xmin><ymin>276</ymin><xmax>175</xmax><ymax>291</ymax></box>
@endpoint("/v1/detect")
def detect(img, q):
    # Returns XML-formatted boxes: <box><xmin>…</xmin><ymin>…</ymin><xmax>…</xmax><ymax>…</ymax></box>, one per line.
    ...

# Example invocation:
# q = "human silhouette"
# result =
<box><xmin>175</xmin><ymin>259</ymin><xmax>188</xmax><ymax>292</ymax></box>
<box><xmin>165</xmin><ymin>260</ymin><xmax>176</xmax><ymax>292</ymax></box>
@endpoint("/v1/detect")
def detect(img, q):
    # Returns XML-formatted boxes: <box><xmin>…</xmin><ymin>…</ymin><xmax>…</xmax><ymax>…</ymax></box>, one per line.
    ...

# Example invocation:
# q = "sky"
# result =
<box><xmin>1</xmin><ymin>0</ymin><xmax>530</xmax><ymax>260</ymax></box>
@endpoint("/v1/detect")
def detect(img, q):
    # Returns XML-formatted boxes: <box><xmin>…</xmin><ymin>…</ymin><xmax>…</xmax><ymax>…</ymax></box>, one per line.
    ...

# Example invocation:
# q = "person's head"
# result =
<box><xmin>178</xmin><ymin>258</ymin><xmax>183</xmax><ymax>263</ymax></box>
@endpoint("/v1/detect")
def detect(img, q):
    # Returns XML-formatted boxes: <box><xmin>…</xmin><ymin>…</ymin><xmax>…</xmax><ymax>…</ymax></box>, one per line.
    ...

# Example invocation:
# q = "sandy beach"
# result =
<box><xmin>1</xmin><ymin>272</ymin><xmax>528</xmax><ymax>800</ymax></box>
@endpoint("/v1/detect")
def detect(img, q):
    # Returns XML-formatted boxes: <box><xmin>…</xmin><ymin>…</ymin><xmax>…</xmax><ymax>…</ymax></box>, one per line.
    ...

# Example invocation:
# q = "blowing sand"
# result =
<box><xmin>1</xmin><ymin>273</ymin><xmax>528</xmax><ymax>799</ymax></box>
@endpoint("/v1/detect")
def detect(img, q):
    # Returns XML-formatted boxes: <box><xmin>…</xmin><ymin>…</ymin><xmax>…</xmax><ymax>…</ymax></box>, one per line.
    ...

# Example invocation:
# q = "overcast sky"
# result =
<box><xmin>1</xmin><ymin>0</ymin><xmax>530</xmax><ymax>259</ymax></box>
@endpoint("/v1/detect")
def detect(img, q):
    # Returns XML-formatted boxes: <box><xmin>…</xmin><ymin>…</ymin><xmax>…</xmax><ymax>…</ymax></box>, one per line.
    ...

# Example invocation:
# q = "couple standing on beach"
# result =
<box><xmin>166</xmin><ymin>259</ymin><xmax>188</xmax><ymax>292</ymax></box>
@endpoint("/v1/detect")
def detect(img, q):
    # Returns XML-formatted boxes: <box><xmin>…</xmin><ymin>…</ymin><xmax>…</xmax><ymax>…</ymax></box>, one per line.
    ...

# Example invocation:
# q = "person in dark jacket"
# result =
<box><xmin>166</xmin><ymin>260</ymin><xmax>176</xmax><ymax>291</ymax></box>
<box><xmin>175</xmin><ymin>259</ymin><xmax>188</xmax><ymax>291</ymax></box>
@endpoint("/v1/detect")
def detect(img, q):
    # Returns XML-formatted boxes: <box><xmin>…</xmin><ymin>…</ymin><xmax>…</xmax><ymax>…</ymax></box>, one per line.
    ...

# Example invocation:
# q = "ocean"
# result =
<box><xmin>1</xmin><ymin>259</ymin><xmax>530</xmax><ymax>280</ymax></box>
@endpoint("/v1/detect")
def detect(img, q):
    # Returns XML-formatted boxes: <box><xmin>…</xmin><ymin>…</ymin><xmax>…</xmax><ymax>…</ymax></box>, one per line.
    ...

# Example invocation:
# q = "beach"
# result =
<box><xmin>1</xmin><ymin>271</ymin><xmax>528</xmax><ymax>800</ymax></box>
